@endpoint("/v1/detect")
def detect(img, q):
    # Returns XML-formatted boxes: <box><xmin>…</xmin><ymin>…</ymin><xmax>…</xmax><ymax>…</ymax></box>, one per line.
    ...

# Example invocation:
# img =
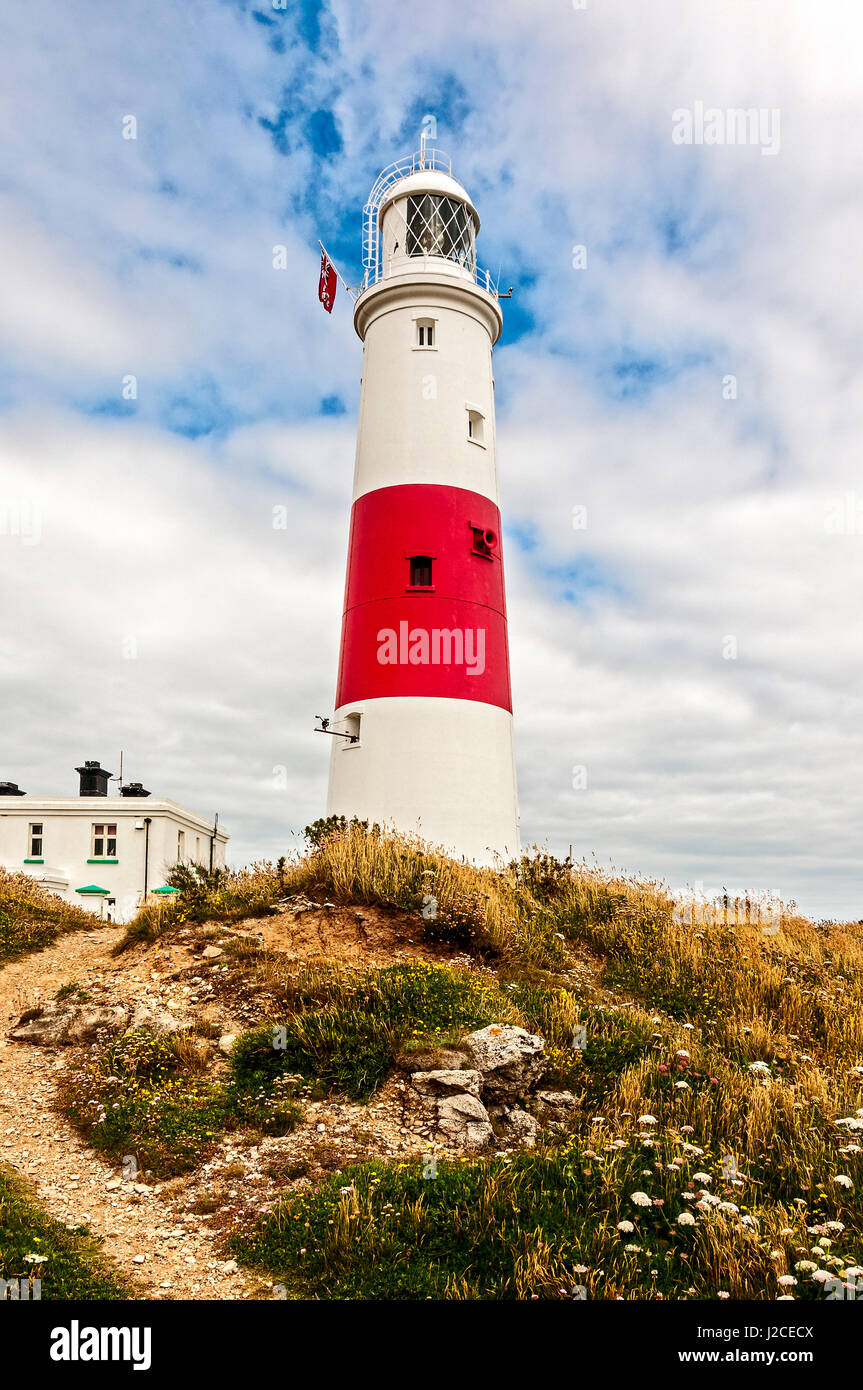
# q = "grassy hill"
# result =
<box><xmin>77</xmin><ymin>823</ymin><xmax>862</xmax><ymax>1300</ymax></box>
<box><xmin>3</xmin><ymin>824</ymin><xmax>860</xmax><ymax>1300</ymax></box>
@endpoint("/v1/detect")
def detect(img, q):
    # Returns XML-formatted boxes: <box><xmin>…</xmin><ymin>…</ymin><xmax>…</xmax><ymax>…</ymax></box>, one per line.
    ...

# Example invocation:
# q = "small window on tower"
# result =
<box><xmin>28</xmin><ymin>823</ymin><xmax>43</xmax><ymax>857</ymax></box>
<box><xmin>416</xmin><ymin>318</ymin><xmax>435</xmax><ymax>348</ymax></box>
<box><xmin>343</xmin><ymin>712</ymin><xmax>361</xmax><ymax>746</ymax></box>
<box><xmin>177</xmin><ymin>829</ymin><xmax>185</xmax><ymax>862</ymax></box>
<box><xmin>408</xmin><ymin>555</ymin><xmax>434</xmax><ymax>588</ymax></box>
<box><xmin>467</xmin><ymin>409</ymin><xmax>485</xmax><ymax>446</ymax></box>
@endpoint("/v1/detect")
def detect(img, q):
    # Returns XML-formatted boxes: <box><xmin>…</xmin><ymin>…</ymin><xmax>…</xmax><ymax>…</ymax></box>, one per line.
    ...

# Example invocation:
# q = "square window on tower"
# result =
<box><xmin>415</xmin><ymin>318</ymin><xmax>436</xmax><ymax>348</ymax></box>
<box><xmin>343</xmin><ymin>712</ymin><xmax>361</xmax><ymax>746</ymax></box>
<box><xmin>408</xmin><ymin>554</ymin><xmax>434</xmax><ymax>589</ymax></box>
<box><xmin>467</xmin><ymin>409</ymin><xmax>485</xmax><ymax>446</ymax></box>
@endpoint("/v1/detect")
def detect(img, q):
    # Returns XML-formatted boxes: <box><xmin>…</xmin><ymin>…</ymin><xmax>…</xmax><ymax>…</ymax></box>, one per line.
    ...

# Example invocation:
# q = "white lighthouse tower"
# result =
<box><xmin>325</xmin><ymin>146</ymin><xmax>519</xmax><ymax>864</ymax></box>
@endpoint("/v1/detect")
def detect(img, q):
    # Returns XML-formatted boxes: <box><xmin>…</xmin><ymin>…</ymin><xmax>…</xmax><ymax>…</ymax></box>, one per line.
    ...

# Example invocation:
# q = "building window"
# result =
<box><xmin>196</xmin><ymin>835</ymin><xmax>202</xmax><ymax>863</ymax></box>
<box><xmin>416</xmin><ymin>318</ymin><xmax>435</xmax><ymax>348</ymax></box>
<box><xmin>467</xmin><ymin>409</ymin><xmax>485</xmax><ymax>445</ymax></box>
<box><xmin>177</xmin><ymin>830</ymin><xmax>185</xmax><ymax>862</ymax></box>
<box><xmin>92</xmin><ymin>823</ymin><xmax>117</xmax><ymax>858</ymax></box>
<box><xmin>408</xmin><ymin>554</ymin><xmax>433</xmax><ymax>588</ymax></box>
<box><xmin>28</xmin><ymin>823</ymin><xmax>43</xmax><ymax>857</ymax></box>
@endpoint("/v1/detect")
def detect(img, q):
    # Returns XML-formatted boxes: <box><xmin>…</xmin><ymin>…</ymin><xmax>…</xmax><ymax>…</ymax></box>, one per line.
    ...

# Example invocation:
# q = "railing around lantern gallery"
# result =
<box><xmin>360</xmin><ymin>147</ymin><xmax>502</xmax><ymax>299</ymax></box>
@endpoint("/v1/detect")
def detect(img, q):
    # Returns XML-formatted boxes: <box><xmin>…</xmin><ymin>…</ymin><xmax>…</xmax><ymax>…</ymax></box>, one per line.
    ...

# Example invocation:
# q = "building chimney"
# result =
<box><xmin>0</xmin><ymin>781</ymin><xmax>25</xmax><ymax>796</ymax></box>
<box><xmin>120</xmin><ymin>782</ymin><xmax>151</xmax><ymax>798</ymax></box>
<box><xmin>75</xmin><ymin>761</ymin><xmax>112</xmax><ymax>797</ymax></box>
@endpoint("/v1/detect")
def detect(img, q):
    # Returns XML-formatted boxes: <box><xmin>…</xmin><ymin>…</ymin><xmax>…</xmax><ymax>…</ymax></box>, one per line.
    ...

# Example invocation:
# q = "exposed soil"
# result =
<box><xmin>240</xmin><ymin>900</ymin><xmax>470</xmax><ymax>968</ymax></box>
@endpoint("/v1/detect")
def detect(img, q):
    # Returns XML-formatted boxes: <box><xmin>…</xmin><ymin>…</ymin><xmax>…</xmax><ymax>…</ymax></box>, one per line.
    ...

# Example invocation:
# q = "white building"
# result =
<box><xmin>0</xmin><ymin>761</ymin><xmax>228</xmax><ymax>923</ymax></box>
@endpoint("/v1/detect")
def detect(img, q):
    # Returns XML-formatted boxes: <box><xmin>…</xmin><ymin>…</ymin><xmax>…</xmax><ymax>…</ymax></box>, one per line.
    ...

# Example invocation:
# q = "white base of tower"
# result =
<box><xmin>326</xmin><ymin>696</ymin><xmax>520</xmax><ymax>866</ymax></box>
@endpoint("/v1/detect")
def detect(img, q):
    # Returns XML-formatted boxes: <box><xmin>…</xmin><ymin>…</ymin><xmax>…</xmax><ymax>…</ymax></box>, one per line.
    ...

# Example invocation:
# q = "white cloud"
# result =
<box><xmin>0</xmin><ymin>0</ymin><xmax>861</xmax><ymax>918</ymax></box>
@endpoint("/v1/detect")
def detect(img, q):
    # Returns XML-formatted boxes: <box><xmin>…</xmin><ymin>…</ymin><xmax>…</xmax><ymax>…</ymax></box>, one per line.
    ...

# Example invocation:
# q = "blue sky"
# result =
<box><xmin>1</xmin><ymin>0</ymin><xmax>861</xmax><ymax>918</ymax></box>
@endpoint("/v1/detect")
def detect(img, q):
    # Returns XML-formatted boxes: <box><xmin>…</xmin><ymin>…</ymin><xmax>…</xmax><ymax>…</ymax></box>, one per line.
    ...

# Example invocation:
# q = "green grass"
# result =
<box><xmin>59</xmin><ymin>1028</ymin><xmax>301</xmax><ymax>1178</ymax></box>
<box><xmin>228</xmin><ymin>1139</ymin><xmax>863</xmax><ymax>1301</ymax></box>
<box><xmin>0</xmin><ymin>869</ymin><xmax>95</xmax><ymax>966</ymax></box>
<box><xmin>0</xmin><ymin>1166</ymin><xmax>132</xmax><ymax>1299</ymax></box>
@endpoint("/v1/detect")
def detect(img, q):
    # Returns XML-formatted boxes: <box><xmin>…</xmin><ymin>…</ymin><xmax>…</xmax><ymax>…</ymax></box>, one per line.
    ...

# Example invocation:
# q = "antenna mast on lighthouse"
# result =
<box><xmin>323</xmin><ymin>147</ymin><xmax>519</xmax><ymax>864</ymax></box>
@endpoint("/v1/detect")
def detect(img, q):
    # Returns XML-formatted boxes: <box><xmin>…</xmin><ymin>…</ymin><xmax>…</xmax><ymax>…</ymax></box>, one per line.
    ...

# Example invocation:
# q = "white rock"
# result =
<box><xmin>462</xmin><ymin>1024</ymin><xmax>547</xmax><ymax>1099</ymax></box>
<box><xmin>129</xmin><ymin>1006</ymin><xmax>181</xmax><ymax>1036</ymax></box>
<box><xmin>529</xmin><ymin>1090</ymin><xmax>577</xmax><ymax>1130</ymax></box>
<box><xmin>498</xmin><ymin>1108</ymin><xmax>541</xmax><ymax>1148</ymax></box>
<box><xmin>436</xmin><ymin>1093</ymin><xmax>493</xmax><ymax>1150</ymax></box>
<box><xmin>9</xmin><ymin>1004</ymin><xmax>130</xmax><ymax>1046</ymax></box>
<box><xmin>411</xmin><ymin>1069</ymin><xmax>483</xmax><ymax>1099</ymax></box>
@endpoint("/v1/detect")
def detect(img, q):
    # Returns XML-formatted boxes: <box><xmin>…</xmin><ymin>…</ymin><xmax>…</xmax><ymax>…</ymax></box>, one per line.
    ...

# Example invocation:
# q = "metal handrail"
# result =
<box><xmin>360</xmin><ymin>148</ymin><xmax>500</xmax><ymax>298</ymax></box>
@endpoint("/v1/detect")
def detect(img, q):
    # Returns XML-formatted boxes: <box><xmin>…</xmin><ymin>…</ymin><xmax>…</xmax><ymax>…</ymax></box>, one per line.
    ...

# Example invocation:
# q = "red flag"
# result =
<box><xmin>318</xmin><ymin>249</ymin><xmax>337</xmax><ymax>313</ymax></box>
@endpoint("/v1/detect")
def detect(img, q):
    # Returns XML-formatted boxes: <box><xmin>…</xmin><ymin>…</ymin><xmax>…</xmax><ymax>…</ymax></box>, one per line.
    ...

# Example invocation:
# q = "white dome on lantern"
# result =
<box><xmin>378</xmin><ymin>170</ymin><xmax>480</xmax><ymax>232</ymax></box>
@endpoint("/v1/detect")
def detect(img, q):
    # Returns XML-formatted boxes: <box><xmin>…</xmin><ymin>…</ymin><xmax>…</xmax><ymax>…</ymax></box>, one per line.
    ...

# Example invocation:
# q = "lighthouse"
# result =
<box><xmin>325</xmin><ymin>146</ymin><xmax>519</xmax><ymax>864</ymax></box>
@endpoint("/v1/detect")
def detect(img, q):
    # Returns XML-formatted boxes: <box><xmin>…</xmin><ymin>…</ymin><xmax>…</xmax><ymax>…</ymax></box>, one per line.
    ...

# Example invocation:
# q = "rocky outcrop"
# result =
<box><xmin>8</xmin><ymin>1003</ymin><xmax>130</xmax><ymax>1045</ymax></box>
<box><xmin>435</xmin><ymin>1092</ymin><xmax>494</xmax><ymax>1149</ymax></box>
<box><xmin>128</xmin><ymin>1006</ymin><xmax>182</xmax><ymax>1036</ymax></box>
<box><xmin>411</xmin><ymin>1068</ymin><xmax>483</xmax><ymax>1099</ymax></box>
<box><xmin>528</xmin><ymin>1090</ymin><xmax>577</xmax><ymax>1132</ymax></box>
<box><xmin>408</xmin><ymin>1024</ymin><xmax>573</xmax><ymax>1152</ymax></box>
<box><xmin>493</xmin><ymin>1106</ymin><xmax>541</xmax><ymax>1149</ymax></box>
<box><xmin>462</xmin><ymin>1024</ymin><xmax>547</xmax><ymax>1100</ymax></box>
<box><xmin>8</xmin><ymin>1000</ymin><xmax>189</xmax><ymax>1045</ymax></box>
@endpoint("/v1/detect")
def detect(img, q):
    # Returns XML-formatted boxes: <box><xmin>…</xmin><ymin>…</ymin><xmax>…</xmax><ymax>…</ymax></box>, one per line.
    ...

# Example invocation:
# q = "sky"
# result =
<box><xmin>1</xmin><ymin>0</ymin><xmax>861</xmax><ymax>919</ymax></box>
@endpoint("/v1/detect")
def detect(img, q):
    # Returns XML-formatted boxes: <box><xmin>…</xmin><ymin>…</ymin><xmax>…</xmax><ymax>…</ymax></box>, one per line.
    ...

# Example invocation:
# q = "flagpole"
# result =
<box><xmin>318</xmin><ymin>241</ymin><xmax>359</xmax><ymax>302</ymax></box>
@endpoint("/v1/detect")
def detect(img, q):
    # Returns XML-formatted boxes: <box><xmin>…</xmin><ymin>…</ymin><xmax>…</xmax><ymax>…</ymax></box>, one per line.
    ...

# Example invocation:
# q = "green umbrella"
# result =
<box><xmin>150</xmin><ymin>885</ymin><xmax>179</xmax><ymax>895</ymax></box>
<box><xmin>75</xmin><ymin>884</ymin><xmax>110</xmax><ymax>896</ymax></box>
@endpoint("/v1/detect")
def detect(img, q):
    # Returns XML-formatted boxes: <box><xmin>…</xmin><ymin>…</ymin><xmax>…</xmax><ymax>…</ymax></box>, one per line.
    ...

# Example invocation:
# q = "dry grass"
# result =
<box><xmin>0</xmin><ymin>868</ymin><xmax>96</xmax><ymax>965</ymax></box>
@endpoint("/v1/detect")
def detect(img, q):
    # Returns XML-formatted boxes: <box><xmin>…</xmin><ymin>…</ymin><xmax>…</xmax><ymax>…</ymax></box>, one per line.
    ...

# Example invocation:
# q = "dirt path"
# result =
<box><xmin>0</xmin><ymin>927</ymin><xmax>265</xmax><ymax>1300</ymax></box>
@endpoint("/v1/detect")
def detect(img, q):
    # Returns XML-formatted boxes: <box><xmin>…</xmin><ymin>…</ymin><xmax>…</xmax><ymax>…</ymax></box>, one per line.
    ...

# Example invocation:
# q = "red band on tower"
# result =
<box><xmin>335</xmin><ymin>483</ymin><xmax>512</xmax><ymax>712</ymax></box>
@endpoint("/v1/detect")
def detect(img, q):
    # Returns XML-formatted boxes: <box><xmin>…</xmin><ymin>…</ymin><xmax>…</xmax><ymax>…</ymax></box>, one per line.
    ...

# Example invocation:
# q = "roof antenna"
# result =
<box><xmin>109</xmin><ymin>749</ymin><xmax>124</xmax><ymax>791</ymax></box>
